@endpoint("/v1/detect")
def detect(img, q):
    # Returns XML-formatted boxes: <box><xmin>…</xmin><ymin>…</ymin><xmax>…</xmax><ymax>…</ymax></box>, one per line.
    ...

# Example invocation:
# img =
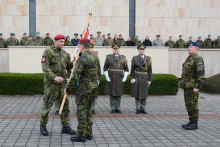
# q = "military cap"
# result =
<box><xmin>79</xmin><ymin>38</ymin><xmax>90</xmax><ymax>44</ymax></box>
<box><xmin>189</xmin><ymin>36</ymin><xmax>192</xmax><ymax>38</ymax></box>
<box><xmin>218</xmin><ymin>35</ymin><xmax>220</xmax><ymax>37</ymax></box>
<box><xmin>23</xmin><ymin>32</ymin><xmax>27</xmax><ymax>35</ymax></box>
<box><xmin>0</xmin><ymin>33</ymin><xmax>2</xmax><ymax>36</ymax></box>
<box><xmin>28</xmin><ymin>35</ymin><xmax>32</xmax><ymax>37</ymax></box>
<box><xmin>66</xmin><ymin>35</ymin><xmax>69</xmax><ymax>38</ymax></box>
<box><xmin>136</xmin><ymin>35</ymin><xmax>139</xmax><ymax>37</ymax></box>
<box><xmin>34</xmin><ymin>32</ymin><xmax>40</xmax><ymax>35</ymax></box>
<box><xmin>169</xmin><ymin>36</ymin><xmax>172</xmax><ymax>38</ymax></box>
<box><xmin>97</xmin><ymin>31</ymin><xmax>101</xmax><ymax>34</ymax></box>
<box><xmin>46</xmin><ymin>33</ymin><xmax>50</xmax><ymax>35</ymax></box>
<box><xmin>107</xmin><ymin>33</ymin><xmax>111</xmax><ymax>36</ymax></box>
<box><xmin>74</xmin><ymin>33</ymin><xmax>78</xmax><ymax>36</ymax></box>
<box><xmin>156</xmin><ymin>35</ymin><xmax>160</xmax><ymax>37</ymax></box>
<box><xmin>102</xmin><ymin>35</ymin><xmax>105</xmax><ymax>37</ymax></box>
<box><xmin>119</xmin><ymin>34</ymin><xmax>122</xmax><ymax>36</ymax></box>
<box><xmin>137</xmin><ymin>44</ymin><xmax>146</xmax><ymax>50</ymax></box>
<box><xmin>80</xmin><ymin>34</ymin><xmax>82</xmax><ymax>37</ymax></box>
<box><xmin>179</xmin><ymin>35</ymin><xmax>182</xmax><ymax>37</ymax></box>
<box><xmin>112</xmin><ymin>44</ymin><xmax>120</xmax><ymax>49</ymax></box>
<box><xmin>208</xmin><ymin>34</ymin><xmax>211</xmax><ymax>37</ymax></box>
<box><xmin>187</xmin><ymin>42</ymin><xmax>199</xmax><ymax>48</ymax></box>
<box><xmin>90</xmin><ymin>43</ymin><xmax>94</xmax><ymax>48</ymax></box>
<box><xmin>10</xmin><ymin>33</ymin><xmax>15</xmax><ymax>36</ymax></box>
<box><xmin>90</xmin><ymin>34</ymin><xmax>93</xmax><ymax>37</ymax></box>
<box><xmin>198</xmin><ymin>36</ymin><xmax>201</xmax><ymax>38</ymax></box>
<box><xmin>53</xmin><ymin>34</ymin><xmax>65</xmax><ymax>40</ymax></box>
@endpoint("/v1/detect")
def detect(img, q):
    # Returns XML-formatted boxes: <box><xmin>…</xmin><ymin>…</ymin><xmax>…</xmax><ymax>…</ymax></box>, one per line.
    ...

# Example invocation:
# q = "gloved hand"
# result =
<box><xmin>148</xmin><ymin>81</ymin><xmax>151</xmax><ymax>86</ymax></box>
<box><xmin>131</xmin><ymin>79</ymin><xmax>135</xmax><ymax>84</ymax></box>
<box><xmin>122</xmin><ymin>71</ymin><xmax>129</xmax><ymax>82</ymax></box>
<box><xmin>104</xmin><ymin>71</ymin><xmax>111</xmax><ymax>82</ymax></box>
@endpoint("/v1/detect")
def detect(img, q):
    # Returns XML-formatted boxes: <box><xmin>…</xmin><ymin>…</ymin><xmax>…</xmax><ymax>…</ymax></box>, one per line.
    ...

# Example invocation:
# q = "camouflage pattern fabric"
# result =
<box><xmin>64</xmin><ymin>40</ymin><xmax>73</xmax><ymax>46</ymax></box>
<box><xmin>175</xmin><ymin>39</ymin><xmax>185</xmax><ymax>48</ymax></box>
<box><xmin>196</xmin><ymin>40</ymin><xmax>204</xmax><ymax>48</ymax></box>
<box><xmin>116</xmin><ymin>38</ymin><xmax>126</xmax><ymax>46</ymax></box>
<box><xmin>214</xmin><ymin>39</ymin><xmax>220</xmax><ymax>48</ymax></box>
<box><xmin>104</xmin><ymin>38</ymin><xmax>114</xmax><ymax>46</ymax></box>
<box><xmin>204</xmin><ymin>38</ymin><xmax>214</xmax><ymax>48</ymax></box>
<box><xmin>165</xmin><ymin>40</ymin><xmax>175</xmax><ymax>48</ymax></box>
<box><xmin>0</xmin><ymin>38</ymin><xmax>7</xmax><ymax>48</ymax></box>
<box><xmin>33</xmin><ymin>36</ymin><xmax>44</xmax><ymax>46</ymax></box>
<box><xmin>24</xmin><ymin>40</ymin><xmax>36</xmax><ymax>46</ymax></box>
<box><xmin>44</xmin><ymin>37</ymin><xmax>53</xmax><ymax>46</ymax></box>
<box><xmin>20</xmin><ymin>37</ymin><xmax>28</xmax><ymax>45</ymax></box>
<box><xmin>133</xmin><ymin>39</ymin><xmax>142</xmax><ymax>46</ymax></box>
<box><xmin>7</xmin><ymin>38</ymin><xmax>19</xmax><ymax>46</ymax></box>
<box><xmin>185</xmin><ymin>40</ymin><xmax>193</xmax><ymax>48</ymax></box>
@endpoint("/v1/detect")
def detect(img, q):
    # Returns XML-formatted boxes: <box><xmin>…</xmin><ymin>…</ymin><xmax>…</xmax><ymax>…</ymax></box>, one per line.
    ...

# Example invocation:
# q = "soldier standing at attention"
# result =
<box><xmin>133</xmin><ymin>35</ymin><xmax>142</xmax><ymax>46</ymax></box>
<box><xmin>204</xmin><ymin>34</ymin><xmax>214</xmax><ymax>48</ymax></box>
<box><xmin>175</xmin><ymin>35</ymin><xmax>185</xmax><ymax>48</ymax></box>
<box><xmin>180</xmin><ymin>42</ymin><xmax>205</xmax><ymax>130</ymax></box>
<box><xmin>116</xmin><ymin>34</ymin><xmax>126</xmax><ymax>46</ymax></box>
<box><xmin>20</xmin><ymin>33</ymin><xmax>28</xmax><ymax>45</ymax></box>
<box><xmin>40</xmin><ymin>34</ymin><xmax>76</xmax><ymax>136</ymax></box>
<box><xmin>165</xmin><ymin>36</ymin><xmax>175</xmax><ymax>48</ymax></box>
<box><xmin>196</xmin><ymin>36</ymin><xmax>204</xmax><ymax>48</ymax></box>
<box><xmin>104</xmin><ymin>33</ymin><xmax>114</xmax><ymax>46</ymax></box>
<box><xmin>214</xmin><ymin>35</ymin><xmax>220</xmax><ymax>48</ymax></box>
<box><xmin>71</xmin><ymin>33</ymin><xmax>80</xmax><ymax>46</ymax></box>
<box><xmin>33</xmin><ymin>32</ymin><xmax>44</xmax><ymax>46</ymax></box>
<box><xmin>7</xmin><ymin>33</ymin><xmax>19</xmax><ymax>46</ymax></box>
<box><xmin>103</xmin><ymin>44</ymin><xmax>129</xmax><ymax>113</ymax></box>
<box><xmin>95</xmin><ymin>31</ymin><xmax>104</xmax><ymax>46</ymax></box>
<box><xmin>0</xmin><ymin>33</ymin><xmax>7</xmax><ymax>48</ymax></box>
<box><xmin>185</xmin><ymin>36</ymin><xmax>193</xmax><ymax>47</ymax></box>
<box><xmin>153</xmin><ymin>35</ymin><xmax>163</xmax><ymax>46</ymax></box>
<box><xmin>64</xmin><ymin>35</ymin><xmax>73</xmax><ymax>46</ymax></box>
<box><xmin>130</xmin><ymin>44</ymin><xmax>152</xmax><ymax>114</ymax></box>
<box><xmin>44</xmin><ymin>33</ymin><xmax>53</xmax><ymax>46</ymax></box>
<box><xmin>66</xmin><ymin>38</ymin><xmax>99</xmax><ymax>142</ymax></box>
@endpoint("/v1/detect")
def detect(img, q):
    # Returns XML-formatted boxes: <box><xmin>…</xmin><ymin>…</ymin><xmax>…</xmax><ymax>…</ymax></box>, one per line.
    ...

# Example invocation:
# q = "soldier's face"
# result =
<box><xmin>55</xmin><ymin>39</ymin><xmax>65</xmax><ymax>49</ymax></box>
<box><xmin>208</xmin><ymin>36</ymin><xmax>211</xmax><ymax>39</ymax></box>
<box><xmin>169</xmin><ymin>37</ymin><xmax>172</xmax><ymax>40</ymax></box>
<box><xmin>46</xmin><ymin>35</ymin><xmax>50</xmax><ymax>37</ymax></box>
<box><xmin>108</xmin><ymin>35</ymin><xmax>111</xmax><ymax>38</ymax></box>
<box><xmin>138</xmin><ymin>49</ymin><xmax>145</xmax><ymax>55</ymax></box>
<box><xmin>114</xmin><ymin>35</ymin><xmax>117</xmax><ymax>38</ymax></box>
<box><xmin>188</xmin><ymin>46</ymin><xmax>198</xmax><ymax>55</ymax></box>
<box><xmin>0</xmin><ymin>35</ymin><xmax>2</xmax><ymax>39</ymax></box>
<box><xmin>24</xmin><ymin>35</ymin><xmax>27</xmax><ymax>38</ymax></box>
<box><xmin>28</xmin><ymin>37</ymin><xmax>32</xmax><ymax>41</ymax></box>
<box><xmin>11</xmin><ymin>35</ymin><xmax>15</xmax><ymax>39</ymax></box>
<box><xmin>113</xmin><ymin>49</ymin><xmax>120</xmax><ymax>55</ymax></box>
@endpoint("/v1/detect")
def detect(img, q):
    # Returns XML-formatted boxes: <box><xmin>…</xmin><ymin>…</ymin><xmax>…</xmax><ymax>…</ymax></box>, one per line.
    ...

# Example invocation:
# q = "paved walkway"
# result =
<box><xmin>0</xmin><ymin>89</ymin><xmax>220</xmax><ymax>147</ymax></box>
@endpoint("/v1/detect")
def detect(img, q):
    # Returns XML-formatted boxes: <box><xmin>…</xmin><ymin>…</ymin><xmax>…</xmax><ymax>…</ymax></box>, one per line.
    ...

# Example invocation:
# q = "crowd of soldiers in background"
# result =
<box><xmin>0</xmin><ymin>31</ymin><xmax>220</xmax><ymax>48</ymax></box>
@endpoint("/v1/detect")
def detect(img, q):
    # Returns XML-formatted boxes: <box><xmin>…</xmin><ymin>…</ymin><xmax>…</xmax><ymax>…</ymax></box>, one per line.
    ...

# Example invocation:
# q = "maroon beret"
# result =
<box><xmin>79</xmin><ymin>38</ymin><xmax>90</xmax><ymax>44</ymax></box>
<box><xmin>46</xmin><ymin>33</ymin><xmax>50</xmax><ymax>35</ymax></box>
<box><xmin>54</xmin><ymin>35</ymin><xmax>65</xmax><ymax>40</ymax></box>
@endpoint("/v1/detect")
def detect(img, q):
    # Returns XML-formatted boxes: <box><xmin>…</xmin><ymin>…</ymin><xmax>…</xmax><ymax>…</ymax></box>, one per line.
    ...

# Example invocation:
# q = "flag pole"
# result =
<box><xmin>59</xmin><ymin>12</ymin><xmax>92</xmax><ymax>115</ymax></box>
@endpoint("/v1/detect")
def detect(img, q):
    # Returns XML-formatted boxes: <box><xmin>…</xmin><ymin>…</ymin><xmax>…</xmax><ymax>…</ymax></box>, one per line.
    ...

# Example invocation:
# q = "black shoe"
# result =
<box><xmin>86</xmin><ymin>134</ymin><xmax>93</xmax><ymax>140</ymax></box>
<box><xmin>62</xmin><ymin>126</ymin><xmax>76</xmax><ymax>135</ymax></box>
<box><xmin>111</xmin><ymin>110</ymin><xmax>116</xmax><ymax>113</ymax></box>
<box><xmin>70</xmin><ymin>136</ymin><xmax>86</xmax><ymax>142</ymax></box>
<box><xmin>92</xmin><ymin>110</ymin><xmax>96</xmax><ymax>115</ymax></box>
<box><xmin>136</xmin><ymin>110</ymin><xmax>140</xmax><ymax>114</ymax></box>
<box><xmin>185</xmin><ymin>123</ymin><xmax>198</xmax><ymax>130</ymax></box>
<box><xmin>116</xmin><ymin>109</ymin><xmax>122</xmax><ymax>113</ymax></box>
<box><xmin>140</xmin><ymin>109</ymin><xmax>147</xmax><ymax>114</ymax></box>
<box><xmin>40</xmin><ymin>125</ymin><xmax>49</xmax><ymax>136</ymax></box>
<box><xmin>181</xmin><ymin>122</ymin><xmax>191</xmax><ymax>129</ymax></box>
<box><xmin>54</xmin><ymin>110</ymin><xmax>59</xmax><ymax>115</ymax></box>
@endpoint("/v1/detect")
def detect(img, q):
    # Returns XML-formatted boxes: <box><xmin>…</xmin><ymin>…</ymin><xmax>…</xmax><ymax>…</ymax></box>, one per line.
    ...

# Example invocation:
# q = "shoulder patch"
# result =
<box><xmin>41</xmin><ymin>56</ymin><xmax>46</xmax><ymax>63</ymax></box>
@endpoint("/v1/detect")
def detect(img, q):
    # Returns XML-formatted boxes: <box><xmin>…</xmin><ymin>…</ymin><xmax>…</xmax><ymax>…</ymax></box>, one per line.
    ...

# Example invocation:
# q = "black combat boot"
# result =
<box><xmin>70</xmin><ymin>136</ymin><xmax>86</xmax><ymax>142</ymax></box>
<box><xmin>136</xmin><ymin>109</ymin><xmax>140</xmax><ymax>114</ymax></box>
<box><xmin>54</xmin><ymin>110</ymin><xmax>59</xmax><ymax>115</ymax></box>
<box><xmin>40</xmin><ymin>125</ymin><xmax>49</xmax><ymax>136</ymax></box>
<box><xmin>116</xmin><ymin>109</ymin><xmax>122</xmax><ymax>113</ymax></box>
<box><xmin>86</xmin><ymin>134</ymin><xmax>93</xmax><ymax>140</ymax></box>
<box><xmin>185</xmin><ymin>122</ymin><xmax>198</xmax><ymax>130</ymax></box>
<box><xmin>111</xmin><ymin>110</ymin><xmax>116</xmax><ymax>113</ymax></box>
<box><xmin>62</xmin><ymin>126</ymin><xmax>76</xmax><ymax>135</ymax></box>
<box><xmin>92</xmin><ymin>110</ymin><xmax>96</xmax><ymax>115</ymax></box>
<box><xmin>181</xmin><ymin>122</ymin><xmax>191</xmax><ymax>129</ymax></box>
<box><xmin>140</xmin><ymin>109</ymin><xmax>147</xmax><ymax>114</ymax></box>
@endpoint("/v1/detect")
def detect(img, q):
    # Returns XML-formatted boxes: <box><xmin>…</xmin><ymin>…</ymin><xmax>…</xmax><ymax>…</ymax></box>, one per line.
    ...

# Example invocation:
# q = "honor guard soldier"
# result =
<box><xmin>103</xmin><ymin>44</ymin><xmax>129</xmax><ymax>113</ymax></box>
<box><xmin>130</xmin><ymin>44</ymin><xmax>153</xmax><ymax>114</ymax></box>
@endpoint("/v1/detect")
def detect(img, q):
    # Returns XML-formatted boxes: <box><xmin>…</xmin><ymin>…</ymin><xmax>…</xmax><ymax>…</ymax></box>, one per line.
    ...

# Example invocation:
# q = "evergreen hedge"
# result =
<box><xmin>201</xmin><ymin>74</ymin><xmax>220</xmax><ymax>94</ymax></box>
<box><xmin>0</xmin><ymin>73</ymin><xmax>178</xmax><ymax>95</ymax></box>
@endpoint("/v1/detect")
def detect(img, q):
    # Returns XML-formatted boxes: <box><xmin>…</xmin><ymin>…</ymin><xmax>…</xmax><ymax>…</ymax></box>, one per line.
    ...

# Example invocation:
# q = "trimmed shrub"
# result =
<box><xmin>0</xmin><ymin>73</ymin><xmax>178</xmax><ymax>95</ymax></box>
<box><xmin>201</xmin><ymin>74</ymin><xmax>220</xmax><ymax>94</ymax></box>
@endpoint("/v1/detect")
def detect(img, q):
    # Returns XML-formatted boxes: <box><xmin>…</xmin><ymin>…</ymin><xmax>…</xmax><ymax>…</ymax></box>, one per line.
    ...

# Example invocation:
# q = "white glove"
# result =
<box><xmin>122</xmin><ymin>72</ymin><xmax>129</xmax><ymax>82</ymax></box>
<box><xmin>148</xmin><ymin>81</ymin><xmax>151</xmax><ymax>86</ymax></box>
<box><xmin>131</xmin><ymin>79</ymin><xmax>135</xmax><ymax>84</ymax></box>
<box><xmin>104</xmin><ymin>71</ymin><xmax>111</xmax><ymax>82</ymax></box>
<box><xmin>97</xmin><ymin>80</ymin><xmax>100</xmax><ymax>85</ymax></box>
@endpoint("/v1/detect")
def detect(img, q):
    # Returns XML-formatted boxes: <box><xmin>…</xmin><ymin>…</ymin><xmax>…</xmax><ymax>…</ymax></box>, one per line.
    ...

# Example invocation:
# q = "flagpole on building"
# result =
<box><xmin>59</xmin><ymin>12</ymin><xmax>92</xmax><ymax>115</ymax></box>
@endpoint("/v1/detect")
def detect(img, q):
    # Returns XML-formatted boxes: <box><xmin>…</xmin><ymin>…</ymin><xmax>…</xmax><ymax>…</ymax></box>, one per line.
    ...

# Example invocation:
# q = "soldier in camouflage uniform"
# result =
<box><xmin>153</xmin><ymin>35</ymin><xmax>163</xmax><ymax>46</ymax></box>
<box><xmin>204</xmin><ymin>34</ymin><xmax>214</xmax><ymax>48</ymax></box>
<box><xmin>165</xmin><ymin>36</ymin><xmax>175</xmax><ymax>48</ymax></box>
<box><xmin>180</xmin><ymin>42</ymin><xmax>205</xmax><ymax>130</ymax></box>
<box><xmin>20</xmin><ymin>33</ymin><xmax>28</xmax><ymax>46</ymax></box>
<box><xmin>43</xmin><ymin>33</ymin><xmax>53</xmax><ymax>46</ymax></box>
<box><xmin>33</xmin><ymin>32</ymin><xmax>44</xmax><ymax>46</ymax></box>
<box><xmin>64</xmin><ymin>35</ymin><xmax>73</xmax><ymax>46</ymax></box>
<box><xmin>104</xmin><ymin>44</ymin><xmax>129</xmax><ymax>113</ymax></box>
<box><xmin>116</xmin><ymin>34</ymin><xmax>126</xmax><ymax>46</ymax></box>
<box><xmin>25</xmin><ymin>36</ymin><xmax>36</xmax><ymax>46</ymax></box>
<box><xmin>133</xmin><ymin>35</ymin><xmax>142</xmax><ymax>46</ymax></box>
<box><xmin>175</xmin><ymin>35</ymin><xmax>185</xmax><ymax>48</ymax></box>
<box><xmin>185</xmin><ymin>36</ymin><xmax>193</xmax><ymax>48</ymax></box>
<box><xmin>196</xmin><ymin>36</ymin><xmax>204</xmax><ymax>48</ymax></box>
<box><xmin>7</xmin><ymin>33</ymin><xmax>19</xmax><ymax>46</ymax></box>
<box><xmin>66</xmin><ymin>38</ymin><xmax>99</xmax><ymax>142</ymax></box>
<box><xmin>214</xmin><ymin>35</ymin><xmax>220</xmax><ymax>48</ymax></box>
<box><xmin>94</xmin><ymin>31</ymin><xmax>104</xmax><ymax>46</ymax></box>
<box><xmin>104</xmin><ymin>33</ymin><xmax>114</xmax><ymax>46</ymax></box>
<box><xmin>40</xmin><ymin>34</ymin><xmax>76</xmax><ymax>136</ymax></box>
<box><xmin>0</xmin><ymin>33</ymin><xmax>7</xmax><ymax>48</ymax></box>
<box><xmin>130</xmin><ymin>44</ymin><xmax>153</xmax><ymax>114</ymax></box>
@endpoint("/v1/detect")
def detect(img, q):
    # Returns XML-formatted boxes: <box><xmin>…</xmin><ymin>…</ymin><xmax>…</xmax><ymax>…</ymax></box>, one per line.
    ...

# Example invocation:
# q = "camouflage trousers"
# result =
<box><xmin>40</xmin><ymin>83</ymin><xmax>70</xmax><ymax>126</ymax></box>
<box><xmin>76</xmin><ymin>91</ymin><xmax>96</xmax><ymax>137</ymax></box>
<box><xmin>184</xmin><ymin>88</ymin><xmax>199</xmax><ymax>123</ymax></box>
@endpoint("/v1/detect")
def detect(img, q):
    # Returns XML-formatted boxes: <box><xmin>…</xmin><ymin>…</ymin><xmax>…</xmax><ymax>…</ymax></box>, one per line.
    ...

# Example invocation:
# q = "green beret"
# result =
<box><xmin>0</xmin><ymin>33</ymin><xmax>2</xmax><ymax>36</ymax></box>
<box><xmin>90</xmin><ymin>43</ymin><xmax>94</xmax><ymax>48</ymax></box>
<box><xmin>66</xmin><ymin>35</ymin><xmax>69</xmax><ymax>38</ymax></box>
<box><xmin>208</xmin><ymin>34</ymin><xmax>211</xmax><ymax>37</ymax></box>
<box><xmin>137</xmin><ymin>44</ymin><xmax>146</xmax><ymax>50</ymax></box>
<box><xmin>136</xmin><ymin>35</ymin><xmax>139</xmax><ymax>37</ymax></box>
<box><xmin>189</xmin><ymin>36</ymin><xmax>192</xmax><ymax>38</ymax></box>
<box><xmin>10</xmin><ymin>33</ymin><xmax>15</xmax><ymax>36</ymax></box>
<box><xmin>198</xmin><ymin>36</ymin><xmax>201</xmax><ymax>38</ymax></box>
<box><xmin>112</xmin><ymin>44</ymin><xmax>120</xmax><ymax>49</ymax></box>
<box><xmin>28</xmin><ymin>35</ymin><xmax>32</xmax><ymax>38</ymax></box>
<box><xmin>218</xmin><ymin>35</ymin><xmax>220</xmax><ymax>37</ymax></box>
<box><xmin>34</xmin><ymin>32</ymin><xmax>39</xmax><ymax>35</ymax></box>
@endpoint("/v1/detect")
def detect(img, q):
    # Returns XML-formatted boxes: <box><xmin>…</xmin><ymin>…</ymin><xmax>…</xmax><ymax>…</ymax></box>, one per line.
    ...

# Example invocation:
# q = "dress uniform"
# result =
<box><xmin>66</xmin><ymin>38</ymin><xmax>99</xmax><ymax>142</ymax></box>
<box><xmin>130</xmin><ymin>44</ymin><xmax>153</xmax><ymax>114</ymax></box>
<box><xmin>180</xmin><ymin>42</ymin><xmax>205</xmax><ymax>130</ymax></box>
<box><xmin>40</xmin><ymin>35</ymin><xmax>76</xmax><ymax>136</ymax></box>
<box><xmin>103</xmin><ymin>45</ymin><xmax>129</xmax><ymax>113</ymax></box>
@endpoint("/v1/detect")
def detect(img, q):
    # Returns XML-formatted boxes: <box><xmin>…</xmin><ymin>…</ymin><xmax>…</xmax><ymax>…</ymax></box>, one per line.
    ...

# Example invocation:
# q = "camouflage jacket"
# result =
<box><xmin>43</xmin><ymin>37</ymin><xmax>53</xmax><ymax>46</ymax></box>
<box><xmin>64</xmin><ymin>40</ymin><xmax>73</xmax><ymax>46</ymax></box>
<box><xmin>7</xmin><ymin>38</ymin><xmax>19</xmax><ymax>46</ymax></box>
<box><xmin>66</xmin><ymin>50</ymin><xmax>99</xmax><ymax>96</ymax></box>
<box><xmin>41</xmin><ymin>45</ymin><xmax>73</xmax><ymax>85</ymax></box>
<box><xmin>24</xmin><ymin>40</ymin><xmax>36</xmax><ymax>46</ymax></box>
<box><xmin>133</xmin><ymin>39</ymin><xmax>142</xmax><ymax>46</ymax></box>
<box><xmin>165</xmin><ymin>40</ymin><xmax>175</xmax><ymax>48</ymax></box>
<box><xmin>214</xmin><ymin>39</ymin><xmax>220</xmax><ymax>48</ymax></box>
<box><xmin>20</xmin><ymin>37</ymin><xmax>28</xmax><ymax>46</ymax></box>
<box><xmin>0</xmin><ymin>38</ymin><xmax>7</xmax><ymax>48</ymax></box>
<box><xmin>185</xmin><ymin>40</ymin><xmax>193</xmax><ymax>48</ymax></box>
<box><xmin>196</xmin><ymin>40</ymin><xmax>204</xmax><ymax>48</ymax></box>
<box><xmin>104</xmin><ymin>38</ymin><xmax>114</xmax><ymax>46</ymax></box>
<box><xmin>33</xmin><ymin>37</ymin><xmax>44</xmax><ymax>46</ymax></box>
<box><xmin>116</xmin><ymin>38</ymin><xmax>126</xmax><ymax>46</ymax></box>
<box><xmin>204</xmin><ymin>38</ymin><xmax>214</xmax><ymax>48</ymax></box>
<box><xmin>175</xmin><ymin>39</ymin><xmax>185</xmax><ymax>48</ymax></box>
<box><xmin>180</xmin><ymin>53</ymin><xmax>205</xmax><ymax>89</ymax></box>
<box><xmin>95</xmin><ymin>37</ymin><xmax>104</xmax><ymax>46</ymax></box>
